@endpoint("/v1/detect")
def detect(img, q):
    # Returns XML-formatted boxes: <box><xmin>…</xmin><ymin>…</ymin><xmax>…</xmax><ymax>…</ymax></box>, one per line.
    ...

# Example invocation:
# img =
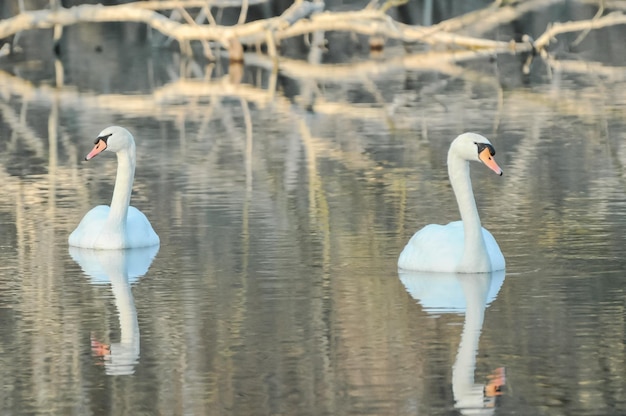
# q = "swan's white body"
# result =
<box><xmin>398</xmin><ymin>133</ymin><xmax>505</xmax><ymax>273</ymax></box>
<box><xmin>69</xmin><ymin>126</ymin><xmax>160</xmax><ymax>250</ymax></box>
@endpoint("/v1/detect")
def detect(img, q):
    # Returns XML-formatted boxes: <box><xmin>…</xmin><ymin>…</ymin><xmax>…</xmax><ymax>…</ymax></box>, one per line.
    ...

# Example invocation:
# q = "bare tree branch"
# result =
<box><xmin>534</xmin><ymin>11</ymin><xmax>626</xmax><ymax>50</ymax></box>
<box><xmin>134</xmin><ymin>0</ymin><xmax>268</xmax><ymax>10</ymax></box>
<box><xmin>438</xmin><ymin>0</ymin><xmax>565</xmax><ymax>36</ymax></box>
<box><xmin>0</xmin><ymin>0</ymin><xmax>624</xmax><ymax>67</ymax></box>
<box><xmin>0</xmin><ymin>1</ymin><xmax>324</xmax><ymax>47</ymax></box>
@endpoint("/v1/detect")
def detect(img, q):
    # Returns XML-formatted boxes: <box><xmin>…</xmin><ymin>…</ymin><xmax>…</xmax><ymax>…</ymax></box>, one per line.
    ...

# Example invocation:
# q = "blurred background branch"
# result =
<box><xmin>0</xmin><ymin>0</ymin><xmax>624</xmax><ymax>66</ymax></box>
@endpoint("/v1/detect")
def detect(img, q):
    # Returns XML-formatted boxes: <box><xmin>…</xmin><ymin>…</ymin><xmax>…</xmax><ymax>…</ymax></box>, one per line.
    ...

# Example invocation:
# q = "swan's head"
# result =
<box><xmin>85</xmin><ymin>126</ymin><xmax>135</xmax><ymax>160</ymax></box>
<box><xmin>452</xmin><ymin>133</ymin><xmax>503</xmax><ymax>176</ymax></box>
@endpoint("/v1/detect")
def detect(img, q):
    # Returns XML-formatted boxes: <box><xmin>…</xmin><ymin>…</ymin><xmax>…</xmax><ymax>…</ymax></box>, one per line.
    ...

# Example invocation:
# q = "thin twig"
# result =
<box><xmin>237</xmin><ymin>0</ymin><xmax>249</xmax><ymax>25</ymax></box>
<box><xmin>134</xmin><ymin>0</ymin><xmax>268</xmax><ymax>10</ymax></box>
<box><xmin>571</xmin><ymin>0</ymin><xmax>604</xmax><ymax>46</ymax></box>
<box><xmin>534</xmin><ymin>11</ymin><xmax>626</xmax><ymax>51</ymax></box>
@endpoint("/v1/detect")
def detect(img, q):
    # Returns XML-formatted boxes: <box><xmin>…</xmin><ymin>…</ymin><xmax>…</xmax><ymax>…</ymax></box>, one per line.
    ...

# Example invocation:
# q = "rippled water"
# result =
<box><xmin>1</xmin><ymin>13</ymin><xmax>626</xmax><ymax>416</ymax></box>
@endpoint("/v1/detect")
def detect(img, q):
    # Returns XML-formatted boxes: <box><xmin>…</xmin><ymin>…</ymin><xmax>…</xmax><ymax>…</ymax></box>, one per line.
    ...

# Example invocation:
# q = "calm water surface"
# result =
<box><xmin>1</xmin><ymin>19</ymin><xmax>626</xmax><ymax>416</ymax></box>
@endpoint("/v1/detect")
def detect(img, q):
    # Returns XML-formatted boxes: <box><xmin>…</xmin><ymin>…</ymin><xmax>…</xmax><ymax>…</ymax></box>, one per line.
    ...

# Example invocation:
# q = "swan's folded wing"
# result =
<box><xmin>398</xmin><ymin>222</ymin><xmax>465</xmax><ymax>272</ymax></box>
<box><xmin>125</xmin><ymin>206</ymin><xmax>160</xmax><ymax>248</ymax></box>
<box><xmin>68</xmin><ymin>205</ymin><xmax>111</xmax><ymax>248</ymax></box>
<box><xmin>481</xmin><ymin>228</ymin><xmax>506</xmax><ymax>271</ymax></box>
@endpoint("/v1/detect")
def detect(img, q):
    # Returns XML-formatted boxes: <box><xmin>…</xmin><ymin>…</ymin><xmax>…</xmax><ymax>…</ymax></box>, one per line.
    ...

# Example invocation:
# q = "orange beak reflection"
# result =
<box><xmin>485</xmin><ymin>367</ymin><xmax>506</xmax><ymax>398</ymax></box>
<box><xmin>91</xmin><ymin>335</ymin><xmax>111</xmax><ymax>358</ymax></box>
<box><xmin>85</xmin><ymin>139</ymin><xmax>107</xmax><ymax>161</ymax></box>
<box><xmin>479</xmin><ymin>148</ymin><xmax>503</xmax><ymax>176</ymax></box>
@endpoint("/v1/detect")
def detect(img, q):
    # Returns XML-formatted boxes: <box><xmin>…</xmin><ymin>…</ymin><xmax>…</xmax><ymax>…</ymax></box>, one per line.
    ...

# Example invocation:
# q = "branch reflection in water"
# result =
<box><xmin>69</xmin><ymin>245</ymin><xmax>159</xmax><ymax>376</ymax></box>
<box><xmin>398</xmin><ymin>270</ymin><xmax>506</xmax><ymax>414</ymax></box>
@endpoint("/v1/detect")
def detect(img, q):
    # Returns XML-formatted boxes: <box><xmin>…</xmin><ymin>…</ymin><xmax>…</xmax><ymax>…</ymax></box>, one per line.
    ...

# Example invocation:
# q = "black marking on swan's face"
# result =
<box><xmin>95</xmin><ymin>133</ymin><xmax>112</xmax><ymax>145</ymax></box>
<box><xmin>476</xmin><ymin>142</ymin><xmax>496</xmax><ymax>157</ymax></box>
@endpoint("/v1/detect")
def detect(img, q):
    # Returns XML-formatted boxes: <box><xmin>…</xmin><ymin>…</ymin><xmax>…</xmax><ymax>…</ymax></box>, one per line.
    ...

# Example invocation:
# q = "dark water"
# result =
<box><xmin>1</xmin><ymin>5</ymin><xmax>626</xmax><ymax>415</ymax></box>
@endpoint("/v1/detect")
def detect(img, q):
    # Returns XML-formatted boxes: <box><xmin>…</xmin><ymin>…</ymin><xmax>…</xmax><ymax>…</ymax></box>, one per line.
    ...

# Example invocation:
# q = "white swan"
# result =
<box><xmin>68</xmin><ymin>126</ymin><xmax>160</xmax><ymax>249</ymax></box>
<box><xmin>398</xmin><ymin>133</ymin><xmax>505</xmax><ymax>273</ymax></box>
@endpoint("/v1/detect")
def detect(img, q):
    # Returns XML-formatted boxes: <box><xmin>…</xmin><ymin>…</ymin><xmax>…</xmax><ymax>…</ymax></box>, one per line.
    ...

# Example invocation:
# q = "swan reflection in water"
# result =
<box><xmin>398</xmin><ymin>270</ymin><xmax>506</xmax><ymax>414</ymax></box>
<box><xmin>70</xmin><ymin>245</ymin><xmax>159</xmax><ymax>376</ymax></box>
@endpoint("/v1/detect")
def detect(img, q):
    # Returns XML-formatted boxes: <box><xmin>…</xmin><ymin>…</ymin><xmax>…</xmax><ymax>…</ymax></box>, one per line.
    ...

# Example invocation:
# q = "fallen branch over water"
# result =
<box><xmin>0</xmin><ymin>1</ymin><xmax>323</xmax><ymax>49</ymax></box>
<box><xmin>534</xmin><ymin>11</ymin><xmax>626</xmax><ymax>50</ymax></box>
<box><xmin>0</xmin><ymin>0</ymin><xmax>624</xmax><ymax>65</ymax></box>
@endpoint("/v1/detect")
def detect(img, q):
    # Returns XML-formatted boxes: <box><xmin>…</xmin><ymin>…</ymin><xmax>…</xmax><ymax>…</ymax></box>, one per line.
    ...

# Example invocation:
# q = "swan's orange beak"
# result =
<box><xmin>479</xmin><ymin>148</ymin><xmax>503</xmax><ymax>176</ymax></box>
<box><xmin>85</xmin><ymin>138</ymin><xmax>107</xmax><ymax>161</ymax></box>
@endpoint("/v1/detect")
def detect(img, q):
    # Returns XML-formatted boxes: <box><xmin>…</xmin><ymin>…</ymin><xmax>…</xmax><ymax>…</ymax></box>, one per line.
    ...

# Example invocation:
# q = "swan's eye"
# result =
<box><xmin>476</xmin><ymin>142</ymin><xmax>496</xmax><ymax>157</ymax></box>
<box><xmin>94</xmin><ymin>133</ymin><xmax>112</xmax><ymax>145</ymax></box>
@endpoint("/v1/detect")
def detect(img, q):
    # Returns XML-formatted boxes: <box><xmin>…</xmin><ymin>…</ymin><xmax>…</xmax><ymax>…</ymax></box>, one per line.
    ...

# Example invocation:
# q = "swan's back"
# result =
<box><xmin>69</xmin><ymin>205</ymin><xmax>159</xmax><ymax>249</ymax></box>
<box><xmin>481</xmin><ymin>228</ymin><xmax>505</xmax><ymax>272</ymax></box>
<box><xmin>398</xmin><ymin>221</ymin><xmax>504</xmax><ymax>273</ymax></box>
<box><xmin>68</xmin><ymin>205</ymin><xmax>110</xmax><ymax>248</ymax></box>
<box><xmin>125</xmin><ymin>207</ymin><xmax>160</xmax><ymax>248</ymax></box>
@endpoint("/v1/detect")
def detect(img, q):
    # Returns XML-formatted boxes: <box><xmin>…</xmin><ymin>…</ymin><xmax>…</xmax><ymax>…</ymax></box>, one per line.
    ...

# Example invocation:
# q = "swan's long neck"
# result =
<box><xmin>447</xmin><ymin>153</ymin><xmax>489</xmax><ymax>272</ymax></box>
<box><xmin>107</xmin><ymin>145</ymin><xmax>136</xmax><ymax>233</ymax></box>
